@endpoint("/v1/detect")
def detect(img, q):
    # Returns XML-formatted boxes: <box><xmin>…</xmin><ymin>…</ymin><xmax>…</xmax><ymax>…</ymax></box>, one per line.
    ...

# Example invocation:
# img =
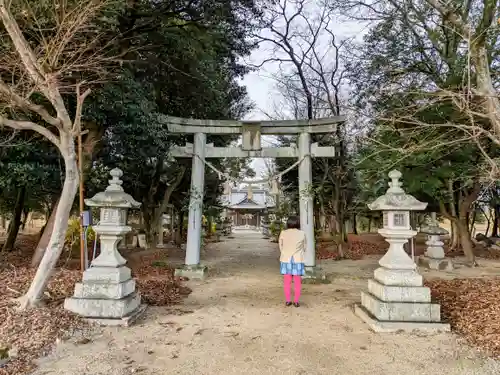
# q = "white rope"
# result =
<box><xmin>194</xmin><ymin>154</ymin><xmax>308</xmax><ymax>185</ymax></box>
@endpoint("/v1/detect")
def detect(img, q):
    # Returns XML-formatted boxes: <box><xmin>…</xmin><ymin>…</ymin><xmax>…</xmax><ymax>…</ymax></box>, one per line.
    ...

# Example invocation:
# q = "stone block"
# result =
<box><xmin>367</xmin><ymin>279</ymin><xmax>431</xmax><ymax>303</ymax></box>
<box><xmin>361</xmin><ymin>291</ymin><xmax>441</xmax><ymax>322</ymax></box>
<box><xmin>175</xmin><ymin>265</ymin><xmax>208</xmax><ymax>280</ymax></box>
<box><xmin>82</xmin><ymin>266</ymin><xmax>132</xmax><ymax>283</ymax></box>
<box><xmin>426</xmin><ymin>246</ymin><xmax>445</xmax><ymax>259</ymax></box>
<box><xmin>73</xmin><ymin>279</ymin><xmax>136</xmax><ymax>300</ymax></box>
<box><xmin>354</xmin><ymin>304</ymin><xmax>450</xmax><ymax>333</ymax></box>
<box><xmin>64</xmin><ymin>292</ymin><xmax>141</xmax><ymax>319</ymax></box>
<box><xmin>418</xmin><ymin>256</ymin><xmax>453</xmax><ymax>271</ymax></box>
<box><xmin>301</xmin><ymin>266</ymin><xmax>330</xmax><ymax>284</ymax></box>
<box><xmin>374</xmin><ymin>267</ymin><xmax>423</xmax><ymax>287</ymax></box>
<box><xmin>85</xmin><ymin>304</ymin><xmax>147</xmax><ymax>327</ymax></box>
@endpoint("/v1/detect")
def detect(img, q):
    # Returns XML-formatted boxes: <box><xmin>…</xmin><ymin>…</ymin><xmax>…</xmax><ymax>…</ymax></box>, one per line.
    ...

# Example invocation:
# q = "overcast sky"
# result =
<box><xmin>238</xmin><ymin>10</ymin><xmax>367</xmax><ymax>178</ymax></box>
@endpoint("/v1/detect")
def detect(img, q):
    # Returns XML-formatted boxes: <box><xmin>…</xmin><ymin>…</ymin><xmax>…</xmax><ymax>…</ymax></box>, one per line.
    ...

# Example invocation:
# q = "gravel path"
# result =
<box><xmin>34</xmin><ymin>231</ymin><xmax>499</xmax><ymax>375</ymax></box>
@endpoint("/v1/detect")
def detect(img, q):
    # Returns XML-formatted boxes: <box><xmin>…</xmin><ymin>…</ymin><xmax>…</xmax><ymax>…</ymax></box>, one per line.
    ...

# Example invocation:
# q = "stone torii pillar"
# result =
<box><xmin>175</xmin><ymin>132</ymin><xmax>207</xmax><ymax>279</ymax></box>
<box><xmin>298</xmin><ymin>132</ymin><xmax>316</xmax><ymax>276</ymax></box>
<box><xmin>164</xmin><ymin>115</ymin><xmax>343</xmax><ymax>280</ymax></box>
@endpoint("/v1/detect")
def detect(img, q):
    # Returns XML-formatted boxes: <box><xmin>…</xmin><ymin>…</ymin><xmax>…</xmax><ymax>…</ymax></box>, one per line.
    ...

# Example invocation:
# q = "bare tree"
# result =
<box><xmin>330</xmin><ymin>0</ymin><xmax>500</xmax><ymax>144</ymax></box>
<box><xmin>0</xmin><ymin>0</ymin><xmax>115</xmax><ymax>308</ymax></box>
<box><xmin>331</xmin><ymin>0</ymin><xmax>499</xmax><ymax>265</ymax></box>
<box><xmin>253</xmin><ymin>0</ymin><xmax>353</xmax><ymax>252</ymax></box>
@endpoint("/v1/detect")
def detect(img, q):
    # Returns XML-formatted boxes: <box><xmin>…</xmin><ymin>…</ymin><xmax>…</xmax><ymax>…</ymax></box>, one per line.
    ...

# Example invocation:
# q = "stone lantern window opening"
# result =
<box><xmin>393</xmin><ymin>212</ymin><xmax>408</xmax><ymax>228</ymax></box>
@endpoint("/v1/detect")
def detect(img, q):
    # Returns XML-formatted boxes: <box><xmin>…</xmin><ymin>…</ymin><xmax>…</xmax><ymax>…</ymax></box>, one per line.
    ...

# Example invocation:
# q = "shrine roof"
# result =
<box><xmin>222</xmin><ymin>187</ymin><xmax>275</xmax><ymax>208</ymax></box>
<box><xmin>228</xmin><ymin>196</ymin><xmax>267</xmax><ymax>210</ymax></box>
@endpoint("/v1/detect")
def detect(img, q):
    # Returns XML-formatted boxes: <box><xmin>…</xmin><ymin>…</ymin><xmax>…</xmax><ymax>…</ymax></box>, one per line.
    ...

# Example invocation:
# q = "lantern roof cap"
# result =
<box><xmin>85</xmin><ymin>168</ymin><xmax>141</xmax><ymax>209</ymax></box>
<box><xmin>367</xmin><ymin>170</ymin><xmax>427</xmax><ymax>212</ymax></box>
<box><xmin>420</xmin><ymin>216</ymin><xmax>448</xmax><ymax>235</ymax></box>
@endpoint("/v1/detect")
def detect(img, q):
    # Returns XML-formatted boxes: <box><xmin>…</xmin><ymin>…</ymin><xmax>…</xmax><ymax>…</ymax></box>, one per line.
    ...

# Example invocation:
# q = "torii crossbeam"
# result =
<box><xmin>162</xmin><ymin>115</ymin><xmax>345</xmax><ymax>280</ymax></box>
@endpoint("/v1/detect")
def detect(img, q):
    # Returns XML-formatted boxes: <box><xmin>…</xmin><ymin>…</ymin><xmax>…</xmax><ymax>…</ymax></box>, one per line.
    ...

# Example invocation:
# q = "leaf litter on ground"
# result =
<box><xmin>315</xmin><ymin>233</ymin><xmax>500</xmax><ymax>359</ymax></box>
<box><xmin>2</xmin><ymin>234</ymin><xmax>500</xmax><ymax>373</ymax></box>
<box><xmin>0</xmin><ymin>239</ymin><xmax>190</xmax><ymax>375</ymax></box>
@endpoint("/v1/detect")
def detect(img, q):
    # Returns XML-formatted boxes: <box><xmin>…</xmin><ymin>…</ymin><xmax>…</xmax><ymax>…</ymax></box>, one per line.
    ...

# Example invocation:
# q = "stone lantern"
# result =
<box><xmin>418</xmin><ymin>213</ymin><xmax>453</xmax><ymax>270</ymax></box>
<box><xmin>65</xmin><ymin>168</ymin><xmax>146</xmax><ymax>326</ymax></box>
<box><xmin>354</xmin><ymin>170</ymin><xmax>450</xmax><ymax>332</ymax></box>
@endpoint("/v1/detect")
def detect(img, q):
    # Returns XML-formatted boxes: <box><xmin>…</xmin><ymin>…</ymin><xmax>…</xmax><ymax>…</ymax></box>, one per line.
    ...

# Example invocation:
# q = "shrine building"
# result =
<box><xmin>221</xmin><ymin>185</ymin><xmax>275</xmax><ymax>230</ymax></box>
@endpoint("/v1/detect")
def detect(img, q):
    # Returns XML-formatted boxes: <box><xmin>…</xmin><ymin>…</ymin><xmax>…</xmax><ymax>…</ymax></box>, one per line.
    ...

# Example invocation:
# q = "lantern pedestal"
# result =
<box><xmin>355</xmin><ymin>170</ymin><xmax>450</xmax><ymax>333</ymax></box>
<box><xmin>302</xmin><ymin>266</ymin><xmax>330</xmax><ymax>284</ymax></box>
<box><xmin>174</xmin><ymin>264</ymin><xmax>208</xmax><ymax>280</ymax></box>
<box><xmin>418</xmin><ymin>217</ymin><xmax>453</xmax><ymax>271</ymax></box>
<box><xmin>64</xmin><ymin>227</ymin><xmax>146</xmax><ymax>326</ymax></box>
<box><xmin>64</xmin><ymin>168</ymin><xmax>146</xmax><ymax>326</ymax></box>
<box><xmin>418</xmin><ymin>256</ymin><xmax>453</xmax><ymax>271</ymax></box>
<box><xmin>355</xmin><ymin>238</ymin><xmax>450</xmax><ymax>332</ymax></box>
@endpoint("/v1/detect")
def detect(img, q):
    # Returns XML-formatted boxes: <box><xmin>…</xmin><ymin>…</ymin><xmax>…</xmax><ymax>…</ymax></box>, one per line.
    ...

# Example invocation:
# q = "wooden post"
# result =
<box><xmin>78</xmin><ymin>126</ymin><xmax>85</xmax><ymax>272</ymax></box>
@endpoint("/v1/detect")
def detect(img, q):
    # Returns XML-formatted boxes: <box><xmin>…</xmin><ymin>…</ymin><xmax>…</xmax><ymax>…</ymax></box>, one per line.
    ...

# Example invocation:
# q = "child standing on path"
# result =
<box><xmin>278</xmin><ymin>216</ymin><xmax>305</xmax><ymax>307</ymax></box>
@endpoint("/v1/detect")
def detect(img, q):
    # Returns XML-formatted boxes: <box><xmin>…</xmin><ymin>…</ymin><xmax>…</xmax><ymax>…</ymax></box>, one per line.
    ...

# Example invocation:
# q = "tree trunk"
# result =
<box><xmin>367</xmin><ymin>217</ymin><xmax>372</xmax><ymax>233</ymax></box>
<box><xmin>314</xmin><ymin>208</ymin><xmax>321</xmax><ymax>231</ymax></box>
<box><xmin>18</xmin><ymin>146</ymin><xmax>79</xmax><ymax>309</ymax></box>
<box><xmin>142</xmin><ymin>206</ymin><xmax>155</xmax><ymax>246</ymax></box>
<box><xmin>148</xmin><ymin>166</ymin><xmax>186</xmax><ymax>245</ymax></box>
<box><xmin>207</xmin><ymin>216</ymin><xmax>213</xmax><ymax>238</ymax></box>
<box><xmin>31</xmin><ymin>197</ymin><xmax>60</xmax><ymax>267</ymax></box>
<box><xmin>318</xmin><ymin>196</ymin><xmax>326</xmax><ymax>231</ymax></box>
<box><xmin>483</xmin><ymin>206</ymin><xmax>491</xmax><ymax>237</ymax></box>
<box><xmin>30</xmin><ymin>124</ymin><xmax>102</xmax><ymax>267</ymax></box>
<box><xmin>21</xmin><ymin>207</ymin><xmax>29</xmax><ymax>231</ymax></box>
<box><xmin>2</xmin><ymin>186</ymin><xmax>26</xmax><ymax>252</ymax></box>
<box><xmin>352</xmin><ymin>214</ymin><xmax>358</xmax><ymax>235</ymax></box>
<box><xmin>179</xmin><ymin>211</ymin><xmax>184</xmax><ymax>237</ymax></box>
<box><xmin>339</xmin><ymin>203</ymin><xmax>347</xmax><ymax>243</ymax></box>
<box><xmin>472</xmin><ymin>46</ymin><xmax>500</xmax><ymax>135</ymax></box>
<box><xmin>456</xmin><ymin>217</ymin><xmax>475</xmax><ymax>266</ymax></box>
<box><xmin>449</xmin><ymin>220</ymin><xmax>460</xmax><ymax>249</ymax></box>
<box><xmin>493</xmin><ymin>206</ymin><xmax>499</xmax><ymax>237</ymax></box>
<box><xmin>468</xmin><ymin>210</ymin><xmax>476</xmax><ymax>235</ymax></box>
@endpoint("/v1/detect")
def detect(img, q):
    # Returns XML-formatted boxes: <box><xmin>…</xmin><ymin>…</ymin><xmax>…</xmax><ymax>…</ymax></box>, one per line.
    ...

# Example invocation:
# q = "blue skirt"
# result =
<box><xmin>280</xmin><ymin>257</ymin><xmax>305</xmax><ymax>276</ymax></box>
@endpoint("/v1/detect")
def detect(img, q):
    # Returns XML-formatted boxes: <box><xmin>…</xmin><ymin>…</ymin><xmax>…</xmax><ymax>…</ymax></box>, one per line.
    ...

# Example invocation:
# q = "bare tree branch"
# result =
<box><xmin>0</xmin><ymin>116</ymin><xmax>60</xmax><ymax>147</ymax></box>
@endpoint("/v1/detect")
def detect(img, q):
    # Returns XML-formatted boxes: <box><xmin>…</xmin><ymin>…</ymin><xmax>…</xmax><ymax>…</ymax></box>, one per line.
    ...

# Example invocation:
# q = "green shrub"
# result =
<box><xmin>65</xmin><ymin>216</ymin><xmax>96</xmax><ymax>251</ymax></box>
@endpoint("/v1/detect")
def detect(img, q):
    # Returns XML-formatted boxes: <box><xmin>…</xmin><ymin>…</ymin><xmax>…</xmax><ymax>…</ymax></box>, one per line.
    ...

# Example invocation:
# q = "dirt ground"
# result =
<box><xmin>32</xmin><ymin>231</ymin><xmax>500</xmax><ymax>375</ymax></box>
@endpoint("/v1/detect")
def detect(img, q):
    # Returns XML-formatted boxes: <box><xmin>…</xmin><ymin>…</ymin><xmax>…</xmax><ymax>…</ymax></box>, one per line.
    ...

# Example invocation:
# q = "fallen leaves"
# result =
<box><xmin>426</xmin><ymin>278</ymin><xmax>500</xmax><ymax>358</ymax></box>
<box><xmin>0</xmin><ymin>267</ymin><xmax>83</xmax><ymax>375</ymax></box>
<box><xmin>131</xmin><ymin>251</ymin><xmax>192</xmax><ymax>306</ymax></box>
<box><xmin>316</xmin><ymin>234</ymin><xmax>388</xmax><ymax>260</ymax></box>
<box><xmin>0</xmin><ymin>240</ymin><xmax>191</xmax><ymax>375</ymax></box>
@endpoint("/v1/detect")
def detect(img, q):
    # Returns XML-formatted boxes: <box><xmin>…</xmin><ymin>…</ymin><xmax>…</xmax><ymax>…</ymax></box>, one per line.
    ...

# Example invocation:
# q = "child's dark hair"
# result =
<box><xmin>286</xmin><ymin>216</ymin><xmax>300</xmax><ymax>229</ymax></box>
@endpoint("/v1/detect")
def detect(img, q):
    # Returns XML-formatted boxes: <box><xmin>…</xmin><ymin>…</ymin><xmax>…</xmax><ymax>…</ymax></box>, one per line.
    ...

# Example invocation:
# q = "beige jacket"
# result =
<box><xmin>279</xmin><ymin>229</ymin><xmax>306</xmax><ymax>263</ymax></box>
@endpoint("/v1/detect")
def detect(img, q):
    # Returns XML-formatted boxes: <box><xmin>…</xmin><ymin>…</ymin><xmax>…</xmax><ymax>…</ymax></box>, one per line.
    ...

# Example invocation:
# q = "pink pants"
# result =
<box><xmin>283</xmin><ymin>274</ymin><xmax>302</xmax><ymax>303</ymax></box>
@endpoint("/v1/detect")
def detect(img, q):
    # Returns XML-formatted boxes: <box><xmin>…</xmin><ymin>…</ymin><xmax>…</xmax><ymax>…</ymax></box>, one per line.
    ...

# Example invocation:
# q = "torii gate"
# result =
<box><xmin>164</xmin><ymin>115</ymin><xmax>345</xmax><ymax>280</ymax></box>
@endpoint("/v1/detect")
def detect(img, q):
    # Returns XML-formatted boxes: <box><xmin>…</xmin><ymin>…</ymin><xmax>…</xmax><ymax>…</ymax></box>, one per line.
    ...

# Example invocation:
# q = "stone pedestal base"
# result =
<box><xmin>302</xmin><ymin>266</ymin><xmax>331</xmax><ymax>284</ymax></box>
<box><xmin>357</xmin><ymin>266</ymin><xmax>449</xmax><ymax>333</ymax></box>
<box><xmin>354</xmin><ymin>304</ymin><xmax>450</xmax><ymax>333</ymax></box>
<box><xmin>175</xmin><ymin>265</ymin><xmax>208</xmax><ymax>280</ymax></box>
<box><xmin>64</xmin><ymin>265</ymin><xmax>144</xmax><ymax>326</ymax></box>
<box><xmin>418</xmin><ymin>256</ymin><xmax>453</xmax><ymax>271</ymax></box>
<box><xmin>137</xmin><ymin>234</ymin><xmax>148</xmax><ymax>249</ymax></box>
<box><xmin>84</xmin><ymin>304</ymin><xmax>148</xmax><ymax>327</ymax></box>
